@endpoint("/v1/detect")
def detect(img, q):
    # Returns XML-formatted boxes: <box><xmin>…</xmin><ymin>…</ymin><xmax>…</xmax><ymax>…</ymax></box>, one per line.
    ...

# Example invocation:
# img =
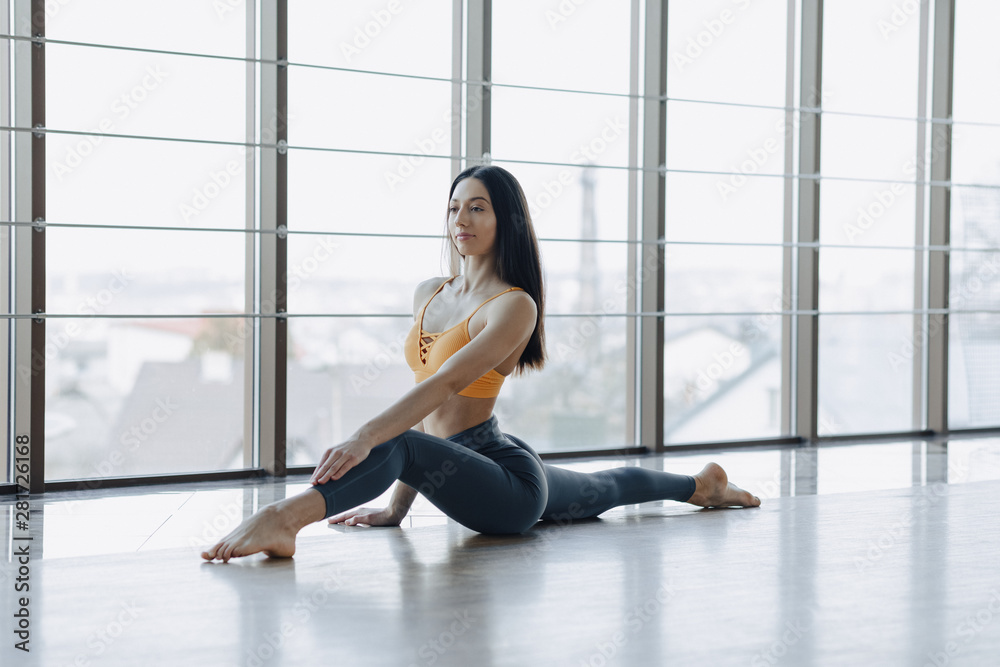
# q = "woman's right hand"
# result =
<box><xmin>327</xmin><ymin>507</ymin><xmax>402</xmax><ymax>527</ymax></box>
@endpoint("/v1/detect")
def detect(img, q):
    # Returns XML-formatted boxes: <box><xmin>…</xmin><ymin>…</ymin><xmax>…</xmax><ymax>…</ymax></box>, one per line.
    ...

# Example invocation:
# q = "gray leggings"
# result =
<box><xmin>312</xmin><ymin>416</ymin><xmax>696</xmax><ymax>535</ymax></box>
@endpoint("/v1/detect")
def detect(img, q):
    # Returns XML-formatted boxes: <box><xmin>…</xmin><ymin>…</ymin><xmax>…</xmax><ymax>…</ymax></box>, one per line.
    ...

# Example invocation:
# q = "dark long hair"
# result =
<box><xmin>446</xmin><ymin>165</ymin><xmax>546</xmax><ymax>373</ymax></box>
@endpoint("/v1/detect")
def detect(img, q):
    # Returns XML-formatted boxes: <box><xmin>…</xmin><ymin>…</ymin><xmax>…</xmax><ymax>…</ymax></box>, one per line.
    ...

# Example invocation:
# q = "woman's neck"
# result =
<box><xmin>459</xmin><ymin>253</ymin><xmax>501</xmax><ymax>293</ymax></box>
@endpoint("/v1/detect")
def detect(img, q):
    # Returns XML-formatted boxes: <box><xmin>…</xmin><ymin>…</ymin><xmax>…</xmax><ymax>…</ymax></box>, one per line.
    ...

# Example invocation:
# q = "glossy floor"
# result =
<box><xmin>2</xmin><ymin>436</ymin><xmax>999</xmax><ymax>666</ymax></box>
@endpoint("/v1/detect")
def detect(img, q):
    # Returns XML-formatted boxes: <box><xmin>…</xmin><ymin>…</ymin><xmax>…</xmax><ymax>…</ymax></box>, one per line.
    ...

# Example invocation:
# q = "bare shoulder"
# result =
<box><xmin>486</xmin><ymin>288</ymin><xmax>537</xmax><ymax>329</ymax></box>
<box><xmin>412</xmin><ymin>276</ymin><xmax>453</xmax><ymax>316</ymax></box>
<box><xmin>500</xmin><ymin>288</ymin><xmax>536</xmax><ymax>313</ymax></box>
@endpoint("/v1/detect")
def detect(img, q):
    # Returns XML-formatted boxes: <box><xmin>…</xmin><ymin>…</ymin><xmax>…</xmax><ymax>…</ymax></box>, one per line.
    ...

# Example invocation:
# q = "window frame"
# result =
<box><xmin>1</xmin><ymin>0</ymin><xmax>996</xmax><ymax>495</ymax></box>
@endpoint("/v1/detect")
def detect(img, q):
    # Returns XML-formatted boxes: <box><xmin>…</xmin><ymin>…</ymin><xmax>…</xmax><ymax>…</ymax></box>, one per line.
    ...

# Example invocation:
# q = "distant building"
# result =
<box><xmin>954</xmin><ymin>188</ymin><xmax>1000</xmax><ymax>426</ymax></box>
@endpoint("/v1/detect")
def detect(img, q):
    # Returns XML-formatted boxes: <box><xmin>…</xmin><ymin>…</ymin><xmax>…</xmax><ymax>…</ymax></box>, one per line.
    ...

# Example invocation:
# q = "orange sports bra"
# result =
<box><xmin>403</xmin><ymin>276</ymin><xmax>524</xmax><ymax>398</ymax></box>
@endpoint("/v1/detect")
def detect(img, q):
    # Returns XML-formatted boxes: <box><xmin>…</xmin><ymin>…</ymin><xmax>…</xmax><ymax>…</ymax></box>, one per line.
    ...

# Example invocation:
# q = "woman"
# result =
<box><xmin>202</xmin><ymin>165</ymin><xmax>760</xmax><ymax>563</ymax></box>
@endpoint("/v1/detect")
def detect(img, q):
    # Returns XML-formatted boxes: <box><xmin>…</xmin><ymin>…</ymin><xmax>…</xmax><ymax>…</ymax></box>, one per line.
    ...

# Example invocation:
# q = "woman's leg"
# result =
<box><xmin>503</xmin><ymin>434</ymin><xmax>759</xmax><ymax>523</ymax></box>
<box><xmin>540</xmin><ymin>465</ymin><xmax>695</xmax><ymax>521</ymax></box>
<box><xmin>312</xmin><ymin>428</ymin><xmax>546</xmax><ymax>535</ymax></box>
<box><xmin>203</xmin><ymin>423</ymin><xmax>547</xmax><ymax>561</ymax></box>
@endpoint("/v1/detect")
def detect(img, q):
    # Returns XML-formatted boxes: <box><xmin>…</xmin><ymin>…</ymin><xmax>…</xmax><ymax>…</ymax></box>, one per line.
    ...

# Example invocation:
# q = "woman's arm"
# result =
<box><xmin>326</xmin><ymin>481</ymin><xmax>417</xmax><ymax>526</ymax></box>
<box><xmin>387</xmin><ymin>482</ymin><xmax>419</xmax><ymax>518</ymax></box>
<box><xmin>326</xmin><ymin>426</ymin><xmax>423</xmax><ymax>527</ymax></box>
<box><xmin>310</xmin><ymin>290</ymin><xmax>536</xmax><ymax>485</ymax></box>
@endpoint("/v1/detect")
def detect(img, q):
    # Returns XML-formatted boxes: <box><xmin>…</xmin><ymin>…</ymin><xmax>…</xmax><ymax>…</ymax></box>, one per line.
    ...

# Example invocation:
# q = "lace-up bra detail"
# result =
<box><xmin>403</xmin><ymin>277</ymin><xmax>523</xmax><ymax>398</ymax></box>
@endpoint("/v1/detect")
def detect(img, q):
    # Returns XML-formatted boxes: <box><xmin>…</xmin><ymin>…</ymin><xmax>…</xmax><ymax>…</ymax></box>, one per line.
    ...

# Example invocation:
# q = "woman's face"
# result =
<box><xmin>449</xmin><ymin>177</ymin><xmax>497</xmax><ymax>258</ymax></box>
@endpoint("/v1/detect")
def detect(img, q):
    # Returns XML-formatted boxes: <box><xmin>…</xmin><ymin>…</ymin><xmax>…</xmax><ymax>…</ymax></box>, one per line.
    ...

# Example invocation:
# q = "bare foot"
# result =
<box><xmin>687</xmin><ymin>462</ymin><xmax>761</xmax><ymax>508</ymax></box>
<box><xmin>201</xmin><ymin>504</ymin><xmax>300</xmax><ymax>563</ymax></box>
<box><xmin>201</xmin><ymin>488</ymin><xmax>327</xmax><ymax>562</ymax></box>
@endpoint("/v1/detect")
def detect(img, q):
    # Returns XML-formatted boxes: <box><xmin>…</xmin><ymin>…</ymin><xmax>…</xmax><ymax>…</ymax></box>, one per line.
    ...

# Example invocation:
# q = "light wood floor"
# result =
<box><xmin>3</xmin><ymin>441</ymin><xmax>1000</xmax><ymax>666</ymax></box>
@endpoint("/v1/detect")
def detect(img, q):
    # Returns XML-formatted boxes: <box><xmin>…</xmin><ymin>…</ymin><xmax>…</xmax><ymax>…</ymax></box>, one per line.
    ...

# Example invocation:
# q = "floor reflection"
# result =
<box><xmin>2</xmin><ymin>436</ymin><xmax>999</xmax><ymax>561</ymax></box>
<box><xmin>2</xmin><ymin>445</ymin><xmax>999</xmax><ymax>666</ymax></box>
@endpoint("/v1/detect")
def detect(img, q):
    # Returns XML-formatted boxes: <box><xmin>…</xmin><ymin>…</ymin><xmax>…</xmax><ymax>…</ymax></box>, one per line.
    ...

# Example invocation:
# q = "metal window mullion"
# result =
<box><xmin>642</xmin><ymin>0</ymin><xmax>666</xmax><ymax>451</ymax></box>
<box><xmin>780</xmin><ymin>0</ymin><xmax>797</xmax><ymax>436</ymax></box>
<box><xmin>453</xmin><ymin>0</ymin><xmax>489</xmax><ymax>276</ymax></box>
<box><xmin>1</xmin><ymin>0</ymin><xmax>11</xmax><ymax>485</ymax></box>
<box><xmin>795</xmin><ymin>0</ymin><xmax>822</xmax><ymax>441</ymax></box>
<box><xmin>11</xmin><ymin>0</ymin><xmax>44</xmax><ymax>492</ymax></box>
<box><xmin>275</xmin><ymin>1</ymin><xmax>288</xmax><ymax>475</ymax></box>
<box><xmin>242</xmin><ymin>0</ymin><xmax>257</xmax><ymax>469</ymax></box>
<box><xmin>465</xmin><ymin>0</ymin><xmax>490</xmax><ymax>165</ymax></box>
<box><xmin>625</xmin><ymin>0</ymin><xmax>641</xmax><ymax>447</ymax></box>
<box><xmin>258</xmin><ymin>0</ymin><xmax>287</xmax><ymax>476</ymax></box>
<box><xmin>912</xmin><ymin>0</ymin><xmax>932</xmax><ymax>434</ymax></box>
<box><xmin>927</xmin><ymin>0</ymin><xmax>955</xmax><ymax>434</ymax></box>
<box><xmin>450</xmin><ymin>0</ymin><xmax>463</xmax><ymax>181</ymax></box>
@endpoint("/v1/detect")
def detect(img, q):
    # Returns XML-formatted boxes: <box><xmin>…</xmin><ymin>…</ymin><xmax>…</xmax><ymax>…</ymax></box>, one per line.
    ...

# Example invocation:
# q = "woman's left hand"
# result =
<box><xmin>310</xmin><ymin>438</ymin><xmax>373</xmax><ymax>485</ymax></box>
